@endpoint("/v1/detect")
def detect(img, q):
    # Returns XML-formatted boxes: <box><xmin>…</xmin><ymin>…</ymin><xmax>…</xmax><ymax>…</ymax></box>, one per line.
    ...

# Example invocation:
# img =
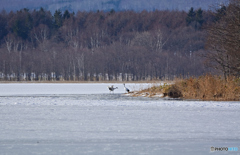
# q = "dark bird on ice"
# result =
<box><xmin>123</xmin><ymin>83</ymin><xmax>130</xmax><ymax>93</ymax></box>
<box><xmin>107</xmin><ymin>85</ymin><xmax>118</xmax><ymax>93</ymax></box>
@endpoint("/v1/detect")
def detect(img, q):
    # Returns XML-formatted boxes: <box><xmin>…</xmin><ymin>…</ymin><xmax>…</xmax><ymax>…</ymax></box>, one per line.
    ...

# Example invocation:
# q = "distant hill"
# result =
<box><xmin>0</xmin><ymin>0</ymin><xmax>227</xmax><ymax>12</ymax></box>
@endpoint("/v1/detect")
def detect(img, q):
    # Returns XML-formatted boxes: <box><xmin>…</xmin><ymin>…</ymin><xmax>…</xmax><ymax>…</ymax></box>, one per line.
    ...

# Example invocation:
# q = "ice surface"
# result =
<box><xmin>0</xmin><ymin>83</ymin><xmax>240</xmax><ymax>155</ymax></box>
<box><xmin>0</xmin><ymin>83</ymin><xmax>150</xmax><ymax>96</ymax></box>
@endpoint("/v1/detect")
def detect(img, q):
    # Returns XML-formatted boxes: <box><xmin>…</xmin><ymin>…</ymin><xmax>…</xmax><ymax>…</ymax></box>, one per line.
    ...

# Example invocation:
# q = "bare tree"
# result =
<box><xmin>205</xmin><ymin>0</ymin><xmax>240</xmax><ymax>78</ymax></box>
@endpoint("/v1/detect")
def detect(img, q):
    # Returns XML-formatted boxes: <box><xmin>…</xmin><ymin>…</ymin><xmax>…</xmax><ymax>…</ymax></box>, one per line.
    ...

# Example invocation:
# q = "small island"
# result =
<box><xmin>132</xmin><ymin>74</ymin><xmax>240</xmax><ymax>101</ymax></box>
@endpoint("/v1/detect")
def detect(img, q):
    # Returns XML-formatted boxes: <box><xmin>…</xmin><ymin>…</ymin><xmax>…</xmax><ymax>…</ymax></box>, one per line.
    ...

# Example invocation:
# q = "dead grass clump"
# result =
<box><xmin>164</xmin><ymin>84</ymin><xmax>183</xmax><ymax>98</ymax></box>
<box><xmin>174</xmin><ymin>74</ymin><xmax>240</xmax><ymax>101</ymax></box>
<box><xmin>134</xmin><ymin>74</ymin><xmax>240</xmax><ymax>101</ymax></box>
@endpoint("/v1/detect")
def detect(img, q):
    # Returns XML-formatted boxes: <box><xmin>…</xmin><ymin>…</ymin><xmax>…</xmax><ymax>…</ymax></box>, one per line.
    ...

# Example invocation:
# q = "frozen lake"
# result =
<box><xmin>0</xmin><ymin>83</ymin><xmax>240</xmax><ymax>155</ymax></box>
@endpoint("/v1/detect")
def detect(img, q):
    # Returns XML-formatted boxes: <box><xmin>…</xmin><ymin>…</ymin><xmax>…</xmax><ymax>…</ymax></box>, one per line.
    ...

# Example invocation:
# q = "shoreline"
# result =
<box><xmin>127</xmin><ymin>75</ymin><xmax>240</xmax><ymax>101</ymax></box>
<box><xmin>0</xmin><ymin>80</ymin><xmax>168</xmax><ymax>84</ymax></box>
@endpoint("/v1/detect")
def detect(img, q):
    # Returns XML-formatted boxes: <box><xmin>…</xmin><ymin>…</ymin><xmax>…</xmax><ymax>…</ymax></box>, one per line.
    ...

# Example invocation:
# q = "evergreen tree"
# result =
<box><xmin>63</xmin><ymin>10</ymin><xmax>70</xmax><ymax>19</ymax></box>
<box><xmin>186</xmin><ymin>7</ymin><xmax>204</xmax><ymax>29</ymax></box>
<box><xmin>110</xmin><ymin>9</ymin><xmax>115</xmax><ymax>15</ymax></box>
<box><xmin>0</xmin><ymin>14</ymin><xmax>7</xmax><ymax>40</ymax></box>
<box><xmin>53</xmin><ymin>10</ymin><xmax>63</xmax><ymax>29</ymax></box>
<box><xmin>196</xmin><ymin>8</ymin><xmax>204</xmax><ymax>26</ymax></box>
<box><xmin>215</xmin><ymin>5</ymin><xmax>227</xmax><ymax>22</ymax></box>
<box><xmin>186</xmin><ymin>7</ymin><xmax>196</xmax><ymax>25</ymax></box>
<box><xmin>12</xmin><ymin>9</ymin><xmax>33</xmax><ymax>40</ymax></box>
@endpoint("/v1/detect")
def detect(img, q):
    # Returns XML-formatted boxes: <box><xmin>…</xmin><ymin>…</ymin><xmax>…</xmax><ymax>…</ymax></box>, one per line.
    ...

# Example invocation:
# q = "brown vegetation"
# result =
<box><xmin>134</xmin><ymin>74</ymin><xmax>240</xmax><ymax>101</ymax></box>
<box><xmin>204</xmin><ymin>0</ymin><xmax>240</xmax><ymax>79</ymax></box>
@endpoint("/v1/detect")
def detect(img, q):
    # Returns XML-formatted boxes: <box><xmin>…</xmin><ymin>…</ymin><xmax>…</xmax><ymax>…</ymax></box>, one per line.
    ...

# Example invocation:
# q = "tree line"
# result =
<box><xmin>0</xmin><ymin>0</ymin><xmax>223</xmax><ymax>12</ymax></box>
<box><xmin>204</xmin><ymin>0</ymin><xmax>240</xmax><ymax>80</ymax></box>
<box><xmin>0</xmin><ymin>7</ymin><xmax>212</xmax><ymax>81</ymax></box>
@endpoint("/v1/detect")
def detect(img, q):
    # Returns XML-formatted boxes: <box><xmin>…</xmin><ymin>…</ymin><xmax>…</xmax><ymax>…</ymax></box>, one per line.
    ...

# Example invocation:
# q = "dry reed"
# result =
<box><xmin>175</xmin><ymin>74</ymin><xmax>240</xmax><ymax>101</ymax></box>
<box><xmin>136</xmin><ymin>74</ymin><xmax>240</xmax><ymax>101</ymax></box>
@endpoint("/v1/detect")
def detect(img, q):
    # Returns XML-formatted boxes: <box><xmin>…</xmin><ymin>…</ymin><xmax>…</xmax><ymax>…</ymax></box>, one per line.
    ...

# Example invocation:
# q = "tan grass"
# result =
<box><xmin>134</xmin><ymin>74</ymin><xmax>240</xmax><ymax>101</ymax></box>
<box><xmin>175</xmin><ymin>74</ymin><xmax>240</xmax><ymax>101</ymax></box>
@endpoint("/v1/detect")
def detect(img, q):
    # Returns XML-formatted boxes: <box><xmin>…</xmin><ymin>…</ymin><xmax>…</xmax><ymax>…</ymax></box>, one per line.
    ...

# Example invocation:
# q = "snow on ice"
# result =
<box><xmin>0</xmin><ymin>83</ymin><xmax>239</xmax><ymax>155</ymax></box>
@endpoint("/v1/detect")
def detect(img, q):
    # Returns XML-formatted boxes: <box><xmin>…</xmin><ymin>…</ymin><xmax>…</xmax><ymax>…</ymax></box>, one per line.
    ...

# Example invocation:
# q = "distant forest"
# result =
<box><xmin>0</xmin><ymin>8</ymin><xmax>214</xmax><ymax>81</ymax></box>
<box><xmin>0</xmin><ymin>0</ymin><xmax>227</xmax><ymax>12</ymax></box>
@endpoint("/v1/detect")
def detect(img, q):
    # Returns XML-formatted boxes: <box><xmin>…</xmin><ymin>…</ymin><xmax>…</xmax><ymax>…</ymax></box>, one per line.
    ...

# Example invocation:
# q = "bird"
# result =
<box><xmin>123</xmin><ymin>83</ymin><xmax>130</xmax><ymax>93</ymax></box>
<box><xmin>107</xmin><ymin>85</ymin><xmax>118</xmax><ymax>93</ymax></box>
